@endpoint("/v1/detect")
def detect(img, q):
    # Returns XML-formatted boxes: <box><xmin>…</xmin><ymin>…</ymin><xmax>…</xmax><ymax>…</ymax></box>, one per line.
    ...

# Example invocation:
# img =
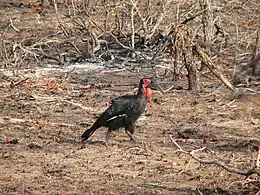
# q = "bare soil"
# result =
<box><xmin>1</xmin><ymin>67</ymin><xmax>260</xmax><ymax>195</ymax></box>
<box><xmin>1</xmin><ymin>3</ymin><xmax>260</xmax><ymax>195</ymax></box>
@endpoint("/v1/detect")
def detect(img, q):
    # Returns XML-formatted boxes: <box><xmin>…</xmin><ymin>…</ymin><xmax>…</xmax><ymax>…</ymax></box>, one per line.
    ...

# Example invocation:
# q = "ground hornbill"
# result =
<box><xmin>81</xmin><ymin>78</ymin><xmax>154</xmax><ymax>146</ymax></box>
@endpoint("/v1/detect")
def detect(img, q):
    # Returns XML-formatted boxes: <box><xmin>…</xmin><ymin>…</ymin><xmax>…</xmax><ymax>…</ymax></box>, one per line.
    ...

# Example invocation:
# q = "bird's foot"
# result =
<box><xmin>79</xmin><ymin>138</ymin><xmax>86</xmax><ymax>149</ymax></box>
<box><xmin>80</xmin><ymin>139</ymin><xmax>87</xmax><ymax>149</ymax></box>
<box><xmin>80</xmin><ymin>144</ymin><xmax>87</xmax><ymax>149</ymax></box>
<box><xmin>125</xmin><ymin>130</ymin><xmax>136</xmax><ymax>142</ymax></box>
<box><xmin>129</xmin><ymin>135</ymin><xmax>136</xmax><ymax>143</ymax></box>
<box><xmin>129</xmin><ymin>138</ymin><xmax>139</xmax><ymax>148</ymax></box>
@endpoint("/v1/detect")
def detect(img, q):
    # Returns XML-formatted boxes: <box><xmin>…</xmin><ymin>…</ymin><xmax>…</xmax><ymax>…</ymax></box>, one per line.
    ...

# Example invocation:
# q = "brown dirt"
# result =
<box><xmin>1</xmin><ymin>68</ymin><xmax>260</xmax><ymax>195</ymax></box>
<box><xmin>1</xmin><ymin>3</ymin><xmax>260</xmax><ymax>195</ymax></box>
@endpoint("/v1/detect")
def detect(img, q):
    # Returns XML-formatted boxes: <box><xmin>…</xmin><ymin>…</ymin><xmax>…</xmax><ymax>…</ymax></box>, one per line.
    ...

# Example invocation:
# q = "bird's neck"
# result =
<box><xmin>137</xmin><ymin>84</ymin><xmax>145</xmax><ymax>96</ymax></box>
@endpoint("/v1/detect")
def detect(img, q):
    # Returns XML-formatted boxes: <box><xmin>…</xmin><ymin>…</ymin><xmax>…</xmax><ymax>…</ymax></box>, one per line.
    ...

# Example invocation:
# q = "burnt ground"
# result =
<box><xmin>0</xmin><ymin>2</ymin><xmax>260</xmax><ymax>195</ymax></box>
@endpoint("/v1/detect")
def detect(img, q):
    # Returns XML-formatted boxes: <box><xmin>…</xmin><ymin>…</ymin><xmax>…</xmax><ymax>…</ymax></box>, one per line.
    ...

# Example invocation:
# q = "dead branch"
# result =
<box><xmin>151</xmin><ymin>37</ymin><xmax>169</xmax><ymax>62</ymax></box>
<box><xmin>199</xmin><ymin>0</ymin><xmax>214</xmax><ymax>71</ymax></box>
<box><xmin>181</xmin><ymin>9</ymin><xmax>205</xmax><ymax>25</ymax></box>
<box><xmin>170</xmin><ymin>135</ymin><xmax>260</xmax><ymax>178</ymax></box>
<box><xmin>252</xmin><ymin>19</ymin><xmax>260</xmax><ymax>62</ymax></box>
<box><xmin>232</xmin><ymin>22</ymin><xmax>239</xmax><ymax>78</ymax></box>
<box><xmin>106</xmin><ymin>31</ymin><xmax>132</xmax><ymax>51</ymax></box>
<box><xmin>90</xmin><ymin>19</ymin><xmax>132</xmax><ymax>51</ymax></box>
<box><xmin>144</xmin><ymin>0</ymin><xmax>170</xmax><ymax>41</ymax></box>
<box><xmin>196</xmin><ymin>39</ymin><xmax>223</xmax><ymax>57</ymax></box>
<box><xmin>130</xmin><ymin>0</ymin><xmax>136</xmax><ymax>51</ymax></box>
<box><xmin>229</xmin><ymin>178</ymin><xmax>260</xmax><ymax>189</ymax></box>
<box><xmin>10</xmin><ymin>38</ymin><xmax>65</xmax><ymax>69</ymax></box>
<box><xmin>53</xmin><ymin>0</ymin><xmax>69</xmax><ymax>36</ymax></box>
<box><xmin>252</xmin><ymin>22</ymin><xmax>260</xmax><ymax>76</ymax></box>
<box><xmin>67</xmin><ymin>40</ymin><xmax>80</xmax><ymax>53</ymax></box>
<box><xmin>193</xmin><ymin>44</ymin><xmax>237</xmax><ymax>92</ymax></box>
<box><xmin>257</xmin><ymin>148</ymin><xmax>260</xmax><ymax>168</ymax></box>
<box><xmin>9</xmin><ymin>18</ymin><xmax>20</xmax><ymax>33</ymax></box>
<box><xmin>1</xmin><ymin>36</ymin><xmax>10</xmax><ymax>68</ymax></box>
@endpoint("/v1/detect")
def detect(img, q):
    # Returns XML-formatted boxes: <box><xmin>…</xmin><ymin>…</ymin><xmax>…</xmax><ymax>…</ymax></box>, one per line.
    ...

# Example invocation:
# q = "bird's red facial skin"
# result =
<box><xmin>142</xmin><ymin>79</ymin><xmax>151</xmax><ymax>86</ymax></box>
<box><xmin>142</xmin><ymin>79</ymin><xmax>152</xmax><ymax>99</ymax></box>
<box><xmin>142</xmin><ymin>79</ymin><xmax>151</xmax><ymax>88</ymax></box>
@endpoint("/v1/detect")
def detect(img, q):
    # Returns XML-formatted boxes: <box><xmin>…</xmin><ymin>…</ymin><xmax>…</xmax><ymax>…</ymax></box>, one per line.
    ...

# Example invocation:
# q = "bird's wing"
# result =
<box><xmin>102</xmin><ymin>95</ymin><xmax>136</xmax><ymax>121</ymax></box>
<box><xmin>89</xmin><ymin>95</ymin><xmax>136</xmax><ymax>130</ymax></box>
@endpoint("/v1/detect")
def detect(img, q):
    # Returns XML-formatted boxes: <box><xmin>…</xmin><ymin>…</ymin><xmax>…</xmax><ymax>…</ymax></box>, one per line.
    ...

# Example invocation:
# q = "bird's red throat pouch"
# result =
<box><xmin>144</xmin><ymin>88</ymin><xmax>152</xmax><ymax>99</ymax></box>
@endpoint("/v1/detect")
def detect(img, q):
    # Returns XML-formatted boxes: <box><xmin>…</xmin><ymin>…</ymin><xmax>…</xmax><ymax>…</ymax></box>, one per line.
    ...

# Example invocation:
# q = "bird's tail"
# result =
<box><xmin>81</xmin><ymin>127</ymin><xmax>96</xmax><ymax>142</ymax></box>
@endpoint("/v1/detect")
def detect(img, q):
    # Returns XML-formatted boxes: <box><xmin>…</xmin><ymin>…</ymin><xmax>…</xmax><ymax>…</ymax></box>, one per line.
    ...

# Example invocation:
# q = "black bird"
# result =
<box><xmin>81</xmin><ymin>78</ymin><xmax>153</xmax><ymax>146</ymax></box>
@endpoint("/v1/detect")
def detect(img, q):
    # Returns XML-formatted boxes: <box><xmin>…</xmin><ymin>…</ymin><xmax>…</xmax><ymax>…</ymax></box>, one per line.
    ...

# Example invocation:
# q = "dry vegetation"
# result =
<box><xmin>0</xmin><ymin>0</ymin><xmax>260</xmax><ymax>194</ymax></box>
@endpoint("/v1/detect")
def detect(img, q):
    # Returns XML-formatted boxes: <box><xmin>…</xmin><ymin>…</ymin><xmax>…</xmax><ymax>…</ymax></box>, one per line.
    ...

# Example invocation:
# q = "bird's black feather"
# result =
<box><xmin>81</xmin><ymin>79</ymin><xmax>150</xmax><ymax>144</ymax></box>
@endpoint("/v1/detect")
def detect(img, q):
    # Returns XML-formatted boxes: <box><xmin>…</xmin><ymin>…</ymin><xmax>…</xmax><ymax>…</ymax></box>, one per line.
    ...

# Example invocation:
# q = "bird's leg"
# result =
<box><xmin>145</xmin><ymin>101</ymin><xmax>151</xmax><ymax>116</ymax></box>
<box><xmin>146</xmin><ymin>101</ymin><xmax>150</xmax><ymax>112</ymax></box>
<box><xmin>125</xmin><ymin>130</ymin><xmax>136</xmax><ymax>143</ymax></box>
<box><xmin>105</xmin><ymin>130</ymin><xmax>112</xmax><ymax>146</ymax></box>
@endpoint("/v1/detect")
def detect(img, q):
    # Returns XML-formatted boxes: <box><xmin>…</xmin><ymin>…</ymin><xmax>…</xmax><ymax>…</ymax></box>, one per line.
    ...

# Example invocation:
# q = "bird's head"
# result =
<box><xmin>139</xmin><ymin>78</ymin><xmax>153</xmax><ymax>99</ymax></box>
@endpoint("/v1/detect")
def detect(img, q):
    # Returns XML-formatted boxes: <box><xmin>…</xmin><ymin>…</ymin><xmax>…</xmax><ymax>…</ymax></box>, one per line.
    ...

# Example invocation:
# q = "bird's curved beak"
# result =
<box><xmin>146</xmin><ymin>81</ymin><xmax>158</xmax><ymax>90</ymax></box>
<box><xmin>146</xmin><ymin>83</ymin><xmax>152</xmax><ymax>88</ymax></box>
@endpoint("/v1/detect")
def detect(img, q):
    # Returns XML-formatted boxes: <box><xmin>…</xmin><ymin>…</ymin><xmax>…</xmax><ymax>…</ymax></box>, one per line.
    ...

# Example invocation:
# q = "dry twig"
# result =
<box><xmin>170</xmin><ymin>135</ymin><xmax>260</xmax><ymax>178</ymax></box>
<box><xmin>9</xmin><ymin>18</ymin><xmax>20</xmax><ymax>33</ymax></box>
